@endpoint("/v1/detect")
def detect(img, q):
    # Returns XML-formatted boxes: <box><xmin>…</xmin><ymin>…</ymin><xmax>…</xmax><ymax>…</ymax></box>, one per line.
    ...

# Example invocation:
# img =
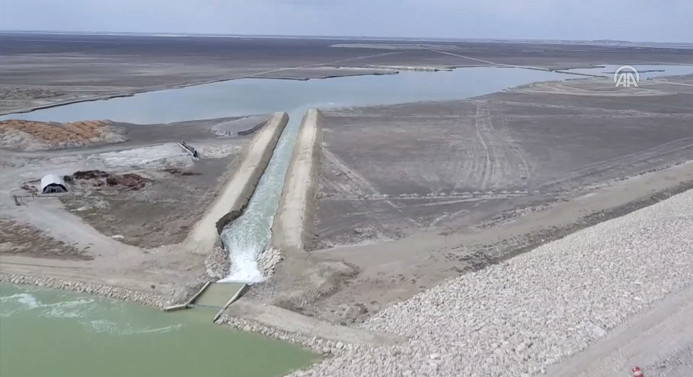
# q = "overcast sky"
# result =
<box><xmin>1</xmin><ymin>0</ymin><xmax>691</xmax><ymax>43</ymax></box>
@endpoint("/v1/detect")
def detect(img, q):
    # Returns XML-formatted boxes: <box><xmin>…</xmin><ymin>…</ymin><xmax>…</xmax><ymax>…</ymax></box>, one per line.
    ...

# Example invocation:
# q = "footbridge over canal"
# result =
<box><xmin>165</xmin><ymin>282</ymin><xmax>249</xmax><ymax>321</ymax></box>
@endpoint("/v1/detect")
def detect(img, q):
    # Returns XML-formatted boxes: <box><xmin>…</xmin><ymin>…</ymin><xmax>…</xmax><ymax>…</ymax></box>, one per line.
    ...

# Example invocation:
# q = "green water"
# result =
<box><xmin>0</xmin><ymin>284</ymin><xmax>319</xmax><ymax>377</ymax></box>
<box><xmin>193</xmin><ymin>283</ymin><xmax>245</xmax><ymax>307</ymax></box>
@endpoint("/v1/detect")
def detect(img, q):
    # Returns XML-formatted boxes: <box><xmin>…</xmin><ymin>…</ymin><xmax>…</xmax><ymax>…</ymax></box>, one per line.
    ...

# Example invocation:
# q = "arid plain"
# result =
<box><xmin>1</xmin><ymin>32</ymin><xmax>693</xmax><ymax>376</ymax></box>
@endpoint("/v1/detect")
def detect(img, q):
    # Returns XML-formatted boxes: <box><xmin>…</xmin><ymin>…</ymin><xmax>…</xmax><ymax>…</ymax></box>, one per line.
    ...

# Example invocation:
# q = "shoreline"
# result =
<box><xmin>0</xmin><ymin>71</ymin><xmax>401</xmax><ymax>117</ymax></box>
<box><xmin>0</xmin><ymin>272</ymin><xmax>363</xmax><ymax>358</ymax></box>
<box><xmin>2</xmin><ymin>61</ymin><xmax>656</xmax><ymax>118</ymax></box>
<box><xmin>218</xmin><ymin>311</ymin><xmax>373</xmax><ymax>355</ymax></box>
<box><xmin>0</xmin><ymin>273</ymin><xmax>169</xmax><ymax>309</ymax></box>
<box><xmin>0</xmin><ymin>271</ymin><xmax>371</xmax><ymax>364</ymax></box>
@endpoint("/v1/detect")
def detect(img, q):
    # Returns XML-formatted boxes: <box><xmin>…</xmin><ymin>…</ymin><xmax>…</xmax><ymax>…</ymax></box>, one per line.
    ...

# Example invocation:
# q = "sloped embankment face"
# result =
<box><xmin>298</xmin><ymin>189</ymin><xmax>693</xmax><ymax>377</ymax></box>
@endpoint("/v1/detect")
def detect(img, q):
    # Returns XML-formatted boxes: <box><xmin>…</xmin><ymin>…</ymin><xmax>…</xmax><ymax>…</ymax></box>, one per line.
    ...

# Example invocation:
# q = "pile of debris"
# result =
<box><xmin>0</xmin><ymin>119</ymin><xmax>126</xmax><ymax>151</ymax></box>
<box><xmin>70</xmin><ymin>170</ymin><xmax>146</xmax><ymax>190</ymax></box>
<box><xmin>72</xmin><ymin>170</ymin><xmax>110</xmax><ymax>180</ymax></box>
<box><xmin>163</xmin><ymin>167</ymin><xmax>200</xmax><ymax>176</ymax></box>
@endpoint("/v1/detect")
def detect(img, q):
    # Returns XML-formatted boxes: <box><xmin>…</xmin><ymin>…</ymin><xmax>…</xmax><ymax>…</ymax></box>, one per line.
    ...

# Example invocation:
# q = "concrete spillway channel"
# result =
<box><xmin>184</xmin><ymin>112</ymin><xmax>289</xmax><ymax>255</ymax></box>
<box><xmin>177</xmin><ymin>109</ymin><xmax>323</xmax><ymax>316</ymax></box>
<box><xmin>218</xmin><ymin>107</ymin><xmax>321</xmax><ymax>283</ymax></box>
<box><xmin>173</xmin><ymin>112</ymin><xmax>289</xmax><ymax>317</ymax></box>
<box><xmin>270</xmin><ymin>109</ymin><xmax>323</xmax><ymax>254</ymax></box>
<box><xmin>167</xmin><ymin>110</ymin><xmax>404</xmax><ymax>346</ymax></box>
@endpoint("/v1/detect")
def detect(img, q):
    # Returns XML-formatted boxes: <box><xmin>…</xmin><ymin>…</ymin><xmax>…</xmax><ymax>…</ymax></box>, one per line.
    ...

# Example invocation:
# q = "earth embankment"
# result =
<box><xmin>185</xmin><ymin>112</ymin><xmax>289</xmax><ymax>254</ymax></box>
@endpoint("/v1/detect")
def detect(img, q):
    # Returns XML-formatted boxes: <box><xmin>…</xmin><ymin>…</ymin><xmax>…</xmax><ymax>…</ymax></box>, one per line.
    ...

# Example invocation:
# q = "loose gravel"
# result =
<box><xmin>291</xmin><ymin>189</ymin><xmax>693</xmax><ymax>377</ymax></box>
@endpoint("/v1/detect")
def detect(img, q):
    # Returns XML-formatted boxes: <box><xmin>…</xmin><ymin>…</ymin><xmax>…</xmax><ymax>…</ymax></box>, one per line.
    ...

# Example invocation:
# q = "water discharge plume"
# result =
<box><xmin>220</xmin><ymin>108</ymin><xmax>308</xmax><ymax>282</ymax></box>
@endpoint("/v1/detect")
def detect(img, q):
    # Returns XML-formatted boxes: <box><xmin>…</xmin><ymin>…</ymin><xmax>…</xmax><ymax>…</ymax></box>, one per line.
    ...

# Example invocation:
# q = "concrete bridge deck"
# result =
<box><xmin>164</xmin><ymin>282</ymin><xmax>248</xmax><ymax>321</ymax></box>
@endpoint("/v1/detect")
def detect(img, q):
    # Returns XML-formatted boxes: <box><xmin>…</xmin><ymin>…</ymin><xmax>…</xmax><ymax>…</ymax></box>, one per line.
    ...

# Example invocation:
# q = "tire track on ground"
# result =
<box><xmin>474</xmin><ymin>103</ymin><xmax>493</xmax><ymax>190</ymax></box>
<box><xmin>469</xmin><ymin>102</ymin><xmax>530</xmax><ymax>191</ymax></box>
<box><xmin>538</xmin><ymin>136</ymin><xmax>693</xmax><ymax>191</ymax></box>
<box><xmin>320</xmin><ymin>149</ymin><xmax>422</xmax><ymax>228</ymax></box>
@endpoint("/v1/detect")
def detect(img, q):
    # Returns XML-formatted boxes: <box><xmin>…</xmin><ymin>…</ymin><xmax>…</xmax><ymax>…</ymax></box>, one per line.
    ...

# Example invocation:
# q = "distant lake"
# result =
<box><xmin>3</xmin><ymin>65</ymin><xmax>691</xmax><ymax>124</ymax></box>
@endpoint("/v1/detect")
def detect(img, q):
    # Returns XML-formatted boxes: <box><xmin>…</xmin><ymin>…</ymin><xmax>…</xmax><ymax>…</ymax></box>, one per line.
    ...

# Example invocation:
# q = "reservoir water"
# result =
<box><xmin>1</xmin><ymin>67</ymin><xmax>580</xmax><ymax>123</ymax></box>
<box><xmin>0</xmin><ymin>284</ymin><xmax>318</xmax><ymax>377</ymax></box>
<box><xmin>2</xmin><ymin>65</ymin><xmax>689</xmax><ymax>125</ymax></box>
<box><xmin>2</xmin><ymin>64</ymin><xmax>692</xmax><ymax>376</ymax></box>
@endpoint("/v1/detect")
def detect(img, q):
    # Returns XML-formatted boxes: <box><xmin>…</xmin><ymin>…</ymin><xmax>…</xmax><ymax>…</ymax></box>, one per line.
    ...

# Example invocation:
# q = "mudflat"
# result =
<box><xmin>317</xmin><ymin>76</ymin><xmax>693</xmax><ymax>248</ymax></box>
<box><xmin>2</xmin><ymin>32</ymin><xmax>693</xmax><ymax>114</ymax></box>
<box><xmin>266</xmin><ymin>74</ymin><xmax>693</xmax><ymax>325</ymax></box>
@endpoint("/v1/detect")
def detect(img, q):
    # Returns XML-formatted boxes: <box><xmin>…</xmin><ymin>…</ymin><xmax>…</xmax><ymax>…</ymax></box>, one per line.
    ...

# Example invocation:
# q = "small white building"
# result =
<box><xmin>40</xmin><ymin>174</ymin><xmax>67</xmax><ymax>194</ymax></box>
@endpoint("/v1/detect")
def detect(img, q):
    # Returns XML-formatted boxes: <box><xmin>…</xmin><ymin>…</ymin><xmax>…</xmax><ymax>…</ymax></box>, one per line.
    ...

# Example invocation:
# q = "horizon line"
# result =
<box><xmin>1</xmin><ymin>29</ymin><xmax>692</xmax><ymax>47</ymax></box>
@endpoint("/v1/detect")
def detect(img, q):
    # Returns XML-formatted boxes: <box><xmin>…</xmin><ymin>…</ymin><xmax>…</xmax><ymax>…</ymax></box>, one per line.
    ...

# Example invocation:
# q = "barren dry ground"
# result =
<box><xmin>0</xmin><ymin>114</ymin><xmax>267</xmax><ymax>247</ymax></box>
<box><xmin>282</xmin><ymin>75</ymin><xmax>693</xmax><ymax>324</ymax></box>
<box><xmin>58</xmin><ymin>157</ymin><xmax>238</xmax><ymax>248</ymax></box>
<box><xmin>2</xmin><ymin>33</ymin><xmax>693</xmax><ymax>345</ymax></box>
<box><xmin>317</xmin><ymin>76</ymin><xmax>693</xmax><ymax>248</ymax></box>
<box><xmin>0</xmin><ymin>219</ymin><xmax>91</xmax><ymax>260</ymax></box>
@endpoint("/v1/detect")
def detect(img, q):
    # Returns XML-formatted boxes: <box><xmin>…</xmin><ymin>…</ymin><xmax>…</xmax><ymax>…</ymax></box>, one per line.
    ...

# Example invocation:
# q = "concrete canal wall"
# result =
<box><xmin>184</xmin><ymin>112</ymin><xmax>289</xmax><ymax>254</ymax></box>
<box><xmin>271</xmin><ymin>109</ymin><xmax>323</xmax><ymax>253</ymax></box>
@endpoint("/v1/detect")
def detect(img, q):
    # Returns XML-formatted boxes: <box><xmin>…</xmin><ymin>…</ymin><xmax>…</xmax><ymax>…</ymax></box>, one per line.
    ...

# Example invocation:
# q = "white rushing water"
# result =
<box><xmin>219</xmin><ymin>108</ymin><xmax>308</xmax><ymax>282</ymax></box>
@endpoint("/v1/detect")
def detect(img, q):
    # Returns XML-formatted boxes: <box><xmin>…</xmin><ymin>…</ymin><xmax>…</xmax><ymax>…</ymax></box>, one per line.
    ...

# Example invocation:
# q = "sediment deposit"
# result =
<box><xmin>0</xmin><ymin>119</ymin><xmax>125</xmax><ymax>150</ymax></box>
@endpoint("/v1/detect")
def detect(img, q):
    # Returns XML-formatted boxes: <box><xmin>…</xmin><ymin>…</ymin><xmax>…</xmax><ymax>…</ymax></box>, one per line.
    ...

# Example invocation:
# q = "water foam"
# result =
<box><xmin>0</xmin><ymin>293</ymin><xmax>41</xmax><ymax>317</ymax></box>
<box><xmin>87</xmin><ymin>319</ymin><xmax>183</xmax><ymax>335</ymax></box>
<box><xmin>0</xmin><ymin>292</ymin><xmax>100</xmax><ymax>319</ymax></box>
<box><xmin>2</xmin><ymin>293</ymin><xmax>42</xmax><ymax>309</ymax></box>
<box><xmin>220</xmin><ymin>112</ymin><xmax>304</xmax><ymax>283</ymax></box>
<box><xmin>218</xmin><ymin>245</ymin><xmax>266</xmax><ymax>283</ymax></box>
<box><xmin>43</xmin><ymin>298</ymin><xmax>95</xmax><ymax>319</ymax></box>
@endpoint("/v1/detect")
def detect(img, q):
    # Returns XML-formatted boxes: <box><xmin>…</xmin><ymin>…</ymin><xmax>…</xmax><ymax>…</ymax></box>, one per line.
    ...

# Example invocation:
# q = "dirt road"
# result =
<box><xmin>546</xmin><ymin>285</ymin><xmax>693</xmax><ymax>377</ymax></box>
